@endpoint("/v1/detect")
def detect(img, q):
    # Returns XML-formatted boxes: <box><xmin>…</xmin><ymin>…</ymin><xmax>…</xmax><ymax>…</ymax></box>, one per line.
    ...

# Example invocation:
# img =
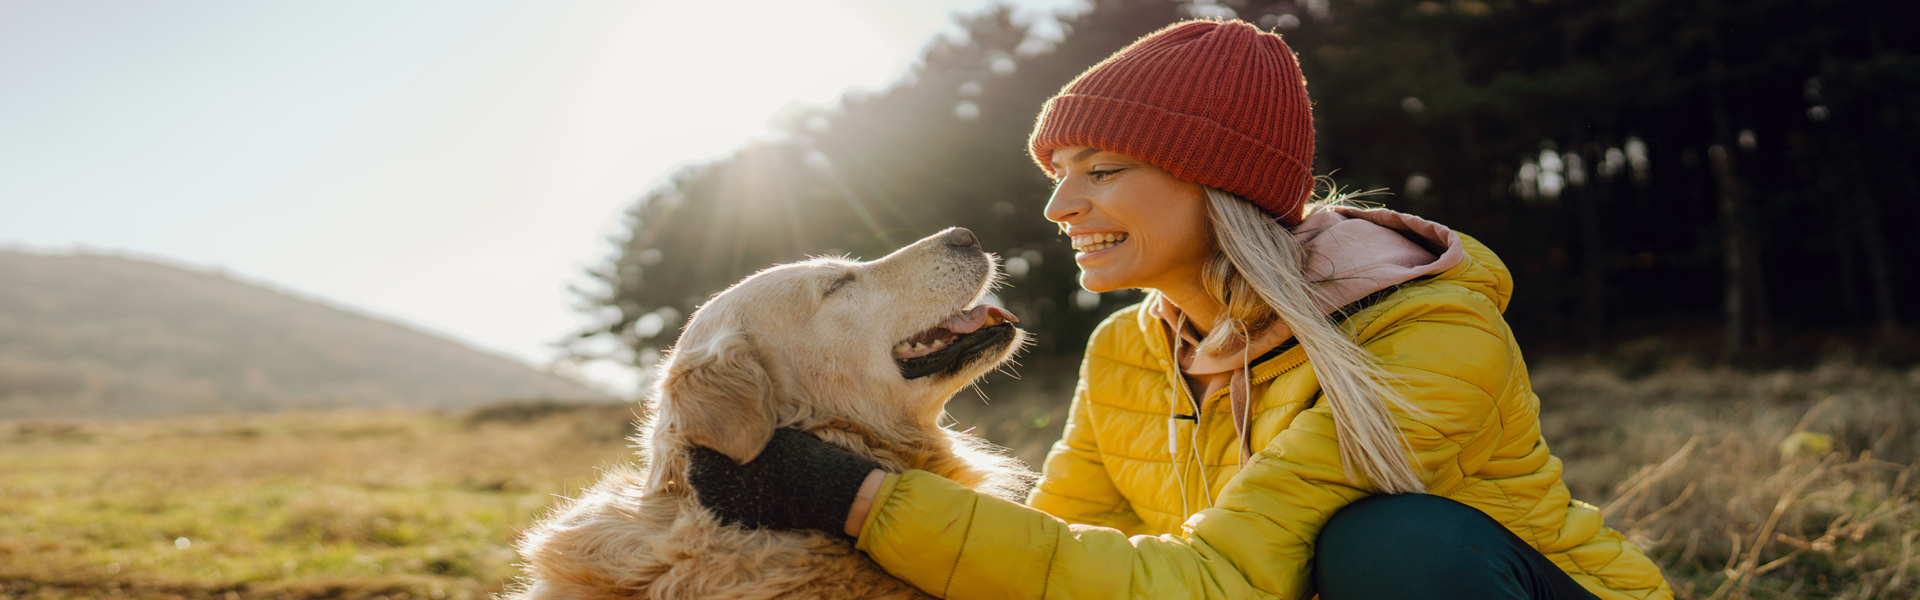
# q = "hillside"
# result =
<box><xmin>0</xmin><ymin>250</ymin><xmax>609</xmax><ymax>419</ymax></box>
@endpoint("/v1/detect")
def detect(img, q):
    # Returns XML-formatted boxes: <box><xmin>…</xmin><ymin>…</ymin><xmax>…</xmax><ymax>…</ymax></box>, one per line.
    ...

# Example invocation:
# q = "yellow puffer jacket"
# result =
<box><xmin>855</xmin><ymin>234</ymin><xmax>1672</xmax><ymax>600</ymax></box>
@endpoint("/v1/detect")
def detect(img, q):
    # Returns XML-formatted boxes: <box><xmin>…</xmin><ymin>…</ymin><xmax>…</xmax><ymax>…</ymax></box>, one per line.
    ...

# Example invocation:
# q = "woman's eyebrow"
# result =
<box><xmin>1050</xmin><ymin>147</ymin><xmax>1105</xmax><ymax>170</ymax></box>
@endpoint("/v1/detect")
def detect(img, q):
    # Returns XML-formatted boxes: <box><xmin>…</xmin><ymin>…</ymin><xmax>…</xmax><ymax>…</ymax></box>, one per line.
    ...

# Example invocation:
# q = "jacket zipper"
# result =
<box><xmin>1150</xmin><ymin>285</ymin><xmax>1394</xmax><ymax>517</ymax></box>
<box><xmin>1156</xmin><ymin>321</ymin><xmax>1316</xmax><ymax>513</ymax></box>
<box><xmin>1168</xmin><ymin>341</ymin><xmax>1315</xmax><ymax>511</ymax></box>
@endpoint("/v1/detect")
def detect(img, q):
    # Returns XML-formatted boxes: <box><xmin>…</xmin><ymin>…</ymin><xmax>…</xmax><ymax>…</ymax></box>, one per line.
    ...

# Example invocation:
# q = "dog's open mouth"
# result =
<box><xmin>894</xmin><ymin>305</ymin><xmax>1019</xmax><ymax>379</ymax></box>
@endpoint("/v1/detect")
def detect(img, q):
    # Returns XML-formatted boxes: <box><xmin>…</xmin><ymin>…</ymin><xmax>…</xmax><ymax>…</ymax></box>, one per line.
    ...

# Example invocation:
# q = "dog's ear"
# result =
<box><xmin>659</xmin><ymin>329</ymin><xmax>778</xmax><ymax>464</ymax></box>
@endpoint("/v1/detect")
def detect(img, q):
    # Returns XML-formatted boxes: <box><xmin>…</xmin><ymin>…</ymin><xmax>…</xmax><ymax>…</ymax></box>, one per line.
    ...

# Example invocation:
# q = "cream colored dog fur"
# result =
<box><xmin>508</xmin><ymin>228</ymin><xmax>1033</xmax><ymax>599</ymax></box>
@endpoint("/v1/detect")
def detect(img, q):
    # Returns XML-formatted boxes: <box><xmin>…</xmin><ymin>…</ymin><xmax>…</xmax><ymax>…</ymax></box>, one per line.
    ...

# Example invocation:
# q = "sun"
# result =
<box><xmin>584</xmin><ymin>0</ymin><xmax>902</xmax><ymax>161</ymax></box>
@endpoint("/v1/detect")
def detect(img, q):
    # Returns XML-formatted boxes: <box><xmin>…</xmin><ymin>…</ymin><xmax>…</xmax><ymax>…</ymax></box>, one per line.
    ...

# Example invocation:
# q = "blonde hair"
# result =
<box><xmin>1195</xmin><ymin>186</ymin><xmax>1427</xmax><ymax>495</ymax></box>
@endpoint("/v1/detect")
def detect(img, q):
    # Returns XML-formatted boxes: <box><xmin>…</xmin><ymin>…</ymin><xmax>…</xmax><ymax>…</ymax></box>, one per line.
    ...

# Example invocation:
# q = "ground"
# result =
<box><xmin>3</xmin><ymin>360</ymin><xmax>1917</xmax><ymax>599</ymax></box>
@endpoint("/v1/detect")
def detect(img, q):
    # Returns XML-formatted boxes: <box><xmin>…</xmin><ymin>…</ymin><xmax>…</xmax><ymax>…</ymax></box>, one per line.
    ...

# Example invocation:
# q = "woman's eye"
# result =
<box><xmin>1088</xmin><ymin>168</ymin><xmax>1124</xmax><ymax>182</ymax></box>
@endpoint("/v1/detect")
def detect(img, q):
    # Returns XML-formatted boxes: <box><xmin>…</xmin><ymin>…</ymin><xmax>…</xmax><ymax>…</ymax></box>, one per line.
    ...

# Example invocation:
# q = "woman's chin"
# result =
<box><xmin>1076</xmin><ymin>271</ymin><xmax>1127</xmax><ymax>294</ymax></box>
<box><xmin>1073</xmin><ymin>242</ymin><xmax>1141</xmax><ymax>293</ymax></box>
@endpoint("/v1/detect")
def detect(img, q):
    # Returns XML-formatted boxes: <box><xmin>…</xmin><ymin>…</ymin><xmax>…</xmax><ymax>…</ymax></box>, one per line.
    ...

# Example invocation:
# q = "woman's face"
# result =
<box><xmin>1044</xmin><ymin>147</ymin><xmax>1214</xmax><ymax>294</ymax></box>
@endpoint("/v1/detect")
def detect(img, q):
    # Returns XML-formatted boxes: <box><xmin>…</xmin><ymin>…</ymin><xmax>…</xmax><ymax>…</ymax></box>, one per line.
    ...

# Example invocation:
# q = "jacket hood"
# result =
<box><xmin>1150</xmin><ymin>206</ymin><xmax>1509</xmax><ymax>376</ymax></box>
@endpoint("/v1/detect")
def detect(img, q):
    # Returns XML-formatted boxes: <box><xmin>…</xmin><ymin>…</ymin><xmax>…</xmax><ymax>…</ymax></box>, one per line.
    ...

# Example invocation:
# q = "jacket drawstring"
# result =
<box><xmin>1169</xmin><ymin>310</ymin><xmax>1258</xmax><ymax>517</ymax></box>
<box><xmin>1169</xmin><ymin>312</ymin><xmax>1196</xmax><ymax>517</ymax></box>
<box><xmin>1230</xmin><ymin>345</ymin><xmax>1253</xmax><ymax>467</ymax></box>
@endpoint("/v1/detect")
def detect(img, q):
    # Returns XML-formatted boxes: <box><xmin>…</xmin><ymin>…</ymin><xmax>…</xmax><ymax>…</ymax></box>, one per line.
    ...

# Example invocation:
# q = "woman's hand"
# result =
<box><xmin>684</xmin><ymin>428</ymin><xmax>885</xmax><ymax>537</ymax></box>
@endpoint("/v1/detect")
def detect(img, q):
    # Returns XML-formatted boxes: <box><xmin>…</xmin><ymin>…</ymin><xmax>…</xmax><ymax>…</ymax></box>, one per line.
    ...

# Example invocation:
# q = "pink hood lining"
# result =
<box><xmin>1150</xmin><ymin>206</ymin><xmax>1465</xmax><ymax>377</ymax></box>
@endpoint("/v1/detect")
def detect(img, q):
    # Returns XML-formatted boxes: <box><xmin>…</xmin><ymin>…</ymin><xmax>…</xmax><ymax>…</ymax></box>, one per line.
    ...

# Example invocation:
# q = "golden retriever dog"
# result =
<box><xmin>508</xmin><ymin>228</ymin><xmax>1033</xmax><ymax>600</ymax></box>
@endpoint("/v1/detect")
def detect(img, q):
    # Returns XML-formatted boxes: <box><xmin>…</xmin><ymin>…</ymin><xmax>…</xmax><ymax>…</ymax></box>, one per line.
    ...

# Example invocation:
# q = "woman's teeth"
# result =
<box><xmin>1071</xmin><ymin>232</ymin><xmax>1128</xmax><ymax>253</ymax></box>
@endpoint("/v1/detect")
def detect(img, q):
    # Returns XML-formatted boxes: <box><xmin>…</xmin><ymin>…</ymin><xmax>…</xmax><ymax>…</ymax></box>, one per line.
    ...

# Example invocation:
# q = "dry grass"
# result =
<box><xmin>1531</xmin><ymin>358</ymin><xmax>1920</xmax><ymax>599</ymax></box>
<box><xmin>3</xmin><ymin>360</ymin><xmax>1917</xmax><ymax>599</ymax></box>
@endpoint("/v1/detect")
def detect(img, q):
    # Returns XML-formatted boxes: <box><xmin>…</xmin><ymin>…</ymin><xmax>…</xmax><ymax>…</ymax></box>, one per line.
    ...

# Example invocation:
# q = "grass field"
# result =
<box><xmin>3</xmin><ymin>359</ymin><xmax>1917</xmax><ymax>599</ymax></box>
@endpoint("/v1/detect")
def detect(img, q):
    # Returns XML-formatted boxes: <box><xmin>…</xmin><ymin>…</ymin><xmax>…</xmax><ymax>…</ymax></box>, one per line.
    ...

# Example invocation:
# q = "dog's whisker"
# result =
<box><xmin>966</xmin><ymin>382</ymin><xmax>992</xmax><ymax>406</ymax></box>
<box><xmin>988</xmin><ymin>359</ymin><xmax>1024</xmax><ymax>381</ymax></box>
<box><xmin>994</xmin><ymin>364</ymin><xmax>1022</xmax><ymax>381</ymax></box>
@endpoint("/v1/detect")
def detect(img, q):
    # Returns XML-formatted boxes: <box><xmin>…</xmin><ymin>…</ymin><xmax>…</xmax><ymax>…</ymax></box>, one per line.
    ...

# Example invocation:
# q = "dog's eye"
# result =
<box><xmin>823</xmin><ymin>273</ymin><xmax>855</xmax><ymax>297</ymax></box>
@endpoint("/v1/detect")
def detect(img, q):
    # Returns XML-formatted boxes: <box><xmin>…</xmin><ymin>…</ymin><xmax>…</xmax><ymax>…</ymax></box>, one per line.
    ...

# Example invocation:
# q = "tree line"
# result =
<box><xmin>562</xmin><ymin>0</ymin><xmax>1917</xmax><ymax>374</ymax></box>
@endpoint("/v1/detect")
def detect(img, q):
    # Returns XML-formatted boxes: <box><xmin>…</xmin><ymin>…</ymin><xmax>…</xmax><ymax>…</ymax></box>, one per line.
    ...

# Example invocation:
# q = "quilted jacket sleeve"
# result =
<box><xmin>855</xmin><ymin>286</ymin><xmax>1513</xmax><ymax>600</ymax></box>
<box><xmin>1025</xmin><ymin>361</ymin><xmax>1151</xmax><ymax>536</ymax></box>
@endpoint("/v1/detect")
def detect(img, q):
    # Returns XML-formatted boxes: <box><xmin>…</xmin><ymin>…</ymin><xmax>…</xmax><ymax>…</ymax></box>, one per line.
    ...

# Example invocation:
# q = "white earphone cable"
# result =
<box><xmin>1170</xmin><ymin>311</ymin><xmax>1192</xmax><ymax>519</ymax></box>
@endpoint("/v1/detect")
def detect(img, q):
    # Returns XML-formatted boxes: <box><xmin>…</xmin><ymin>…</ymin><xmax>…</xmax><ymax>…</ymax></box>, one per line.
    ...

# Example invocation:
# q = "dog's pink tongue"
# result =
<box><xmin>941</xmin><ymin>305</ymin><xmax>1018</xmax><ymax>334</ymax></box>
<box><xmin>891</xmin><ymin>306</ymin><xmax>1021</xmax><ymax>361</ymax></box>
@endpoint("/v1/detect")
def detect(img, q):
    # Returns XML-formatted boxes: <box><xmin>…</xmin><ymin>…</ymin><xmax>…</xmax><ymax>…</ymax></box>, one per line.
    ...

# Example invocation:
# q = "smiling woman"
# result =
<box><xmin>678</xmin><ymin>19</ymin><xmax>1672</xmax><ymax>600</ymax></box>
<box><xmin>1044</xmin><ymin>148</ymin><xmax>1215</xmax><ymax>300</ymax></box>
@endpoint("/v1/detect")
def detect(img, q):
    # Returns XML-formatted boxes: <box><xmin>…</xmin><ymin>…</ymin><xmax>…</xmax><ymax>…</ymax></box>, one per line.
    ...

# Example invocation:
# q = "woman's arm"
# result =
<box><xmin>1027</xmin><ymin>371</ymin><xmax>1152</xmax><ymax>535</ymax></box>
<box><xmin>849</xmin><ymin>372</ymin><xmax>1149</xmax><ymax>537</ymax></box>
<box><xmin>855</xmin><ymin>287</ymin><xmax>1513</xmax><ymax>600</ymax></box>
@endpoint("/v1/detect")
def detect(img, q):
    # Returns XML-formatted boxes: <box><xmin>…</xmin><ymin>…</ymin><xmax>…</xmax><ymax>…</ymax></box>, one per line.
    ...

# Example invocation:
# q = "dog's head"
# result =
<box><xmin>648</xmin><ymin>228</ymin><xmax>1027</xmax><ymax>467</ymax></box>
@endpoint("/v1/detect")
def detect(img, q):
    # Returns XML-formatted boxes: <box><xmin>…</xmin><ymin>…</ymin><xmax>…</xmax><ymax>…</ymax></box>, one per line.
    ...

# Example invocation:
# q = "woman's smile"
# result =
<box><xmin>1069</xmin><ymin>232</ymin><xmax>1130</xmax><ymax>256</ymax></box>
<box><xmin>1044</xmin><ymin>147</ymin><xmax>1212</xmax><ymax>294</ymax></box>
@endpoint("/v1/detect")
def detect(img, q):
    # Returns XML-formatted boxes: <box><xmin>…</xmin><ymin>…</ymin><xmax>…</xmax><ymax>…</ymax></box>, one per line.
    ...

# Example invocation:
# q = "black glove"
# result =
<box><xmin>684</xmin><ymin>428</ymin><xmax>880</xmax><ymax>535</ymax></box>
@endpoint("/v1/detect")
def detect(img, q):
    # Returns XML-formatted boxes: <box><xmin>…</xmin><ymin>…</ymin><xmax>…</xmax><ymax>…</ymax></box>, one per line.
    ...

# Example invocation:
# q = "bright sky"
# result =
<box><xmin>0</xmin><ymin>0</ymin><xmax>1085</xmax><ymax>396</ymax></box>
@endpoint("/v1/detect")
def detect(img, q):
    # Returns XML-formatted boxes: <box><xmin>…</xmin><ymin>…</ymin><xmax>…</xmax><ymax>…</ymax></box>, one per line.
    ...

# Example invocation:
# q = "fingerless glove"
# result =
<box><xmin>684</xmin><ymin>428</ymin><xmax>880</xmax><ymax>535</ymax></box>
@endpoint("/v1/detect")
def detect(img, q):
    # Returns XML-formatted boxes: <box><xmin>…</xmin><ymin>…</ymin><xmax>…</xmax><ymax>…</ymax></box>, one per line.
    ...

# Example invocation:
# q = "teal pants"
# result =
<box><xmin>1314</xmin><ymin>494</ymin><xmax>1602</xmax><ymax>600</ymax></box>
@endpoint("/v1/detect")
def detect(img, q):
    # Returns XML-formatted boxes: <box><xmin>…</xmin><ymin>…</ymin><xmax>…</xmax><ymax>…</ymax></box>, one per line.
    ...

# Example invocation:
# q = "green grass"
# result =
<box><xmin>3</xmin><ymin>360</ymin><xmax>1917</xmax><ymax>599</ymax></box>
<box><xmin>0</xmin><ymin>406</ymin><xmax>637</xmax><ymax>599</ymax></box>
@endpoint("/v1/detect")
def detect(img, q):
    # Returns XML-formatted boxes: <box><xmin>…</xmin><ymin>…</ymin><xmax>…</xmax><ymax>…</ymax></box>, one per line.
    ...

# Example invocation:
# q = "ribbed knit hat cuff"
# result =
<box><xmin>1032</xmin><ymin>93</ymin><xmax>1313</xmax><ymax>226</ymax></box>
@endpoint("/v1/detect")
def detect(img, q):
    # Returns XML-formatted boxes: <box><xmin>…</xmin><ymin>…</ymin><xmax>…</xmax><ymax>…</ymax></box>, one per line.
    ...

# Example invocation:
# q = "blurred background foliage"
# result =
<box><xmin>561</xmin><ymin>0</ymin><xmax>1918</xmax><ymax>377</ymax></box>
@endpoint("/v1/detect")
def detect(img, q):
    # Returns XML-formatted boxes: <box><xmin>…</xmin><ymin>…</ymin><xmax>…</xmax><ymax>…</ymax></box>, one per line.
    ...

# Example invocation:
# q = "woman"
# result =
<box><xmin>686</xmin><ymin>20</ymin><xmax>1672</xmax><ymax>600</ymax></box>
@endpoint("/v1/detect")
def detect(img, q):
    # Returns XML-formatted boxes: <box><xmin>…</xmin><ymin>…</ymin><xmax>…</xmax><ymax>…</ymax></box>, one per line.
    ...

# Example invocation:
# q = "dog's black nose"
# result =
<box><xmin>946</xmin><ymin>228</ymin><xmax>980</xmax><ymax>250</ymax></box>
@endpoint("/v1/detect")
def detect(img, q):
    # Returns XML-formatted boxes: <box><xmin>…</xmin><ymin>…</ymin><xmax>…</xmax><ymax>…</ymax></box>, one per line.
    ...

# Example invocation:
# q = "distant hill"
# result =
<box><xmin>0</xmin><ymin>250</ymin><xmax>611</xmax><ymax>419</ymax></box>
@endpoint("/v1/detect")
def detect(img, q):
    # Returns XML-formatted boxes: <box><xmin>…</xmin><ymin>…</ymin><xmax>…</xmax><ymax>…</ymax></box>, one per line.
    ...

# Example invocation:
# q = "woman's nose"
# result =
<box><xmin>1043</xmin><ymin>184</ymin><xmax>1087</xmax><ymax>224</ymax></box>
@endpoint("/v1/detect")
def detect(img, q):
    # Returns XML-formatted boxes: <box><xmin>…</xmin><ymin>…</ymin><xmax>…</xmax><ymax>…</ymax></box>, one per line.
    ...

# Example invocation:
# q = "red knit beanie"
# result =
<box><xmin>1031</xmin><ymin>20</ymin><xmax>1316</xmax><ymax>226</ymax></box>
